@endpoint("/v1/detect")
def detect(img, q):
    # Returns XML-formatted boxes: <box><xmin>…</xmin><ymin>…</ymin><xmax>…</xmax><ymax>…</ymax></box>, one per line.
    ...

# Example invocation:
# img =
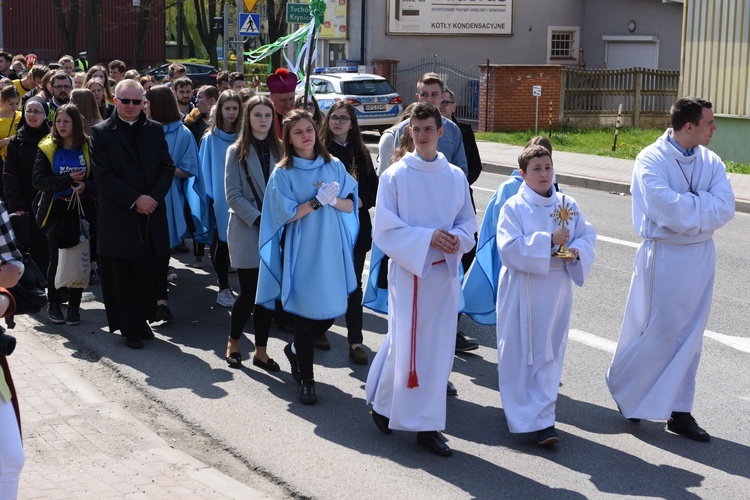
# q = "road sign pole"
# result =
<box><xmin>237</xmin><ymin>1</ymin><xmax>245</xmax><ymax>74</ymax></box>
<box><xmin>535</xmin><ymin>95</ymin><xmax>539</xmax><ymax>135</ymax></box>
<box><xmin>223</xmin><ymin>4</ymin><xmax>229</xmax><ymax>72</ymax></box>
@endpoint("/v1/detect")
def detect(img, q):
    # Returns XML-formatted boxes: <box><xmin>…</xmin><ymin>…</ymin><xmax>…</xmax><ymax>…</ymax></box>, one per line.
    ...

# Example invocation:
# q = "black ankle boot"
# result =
<box><xmin>48</xmin><ymin>302</ymin><xmax>64</xmax><ymax>324</ymax></box>
<box><xmin>66</xmin><ymin>305</ymin><xmax>80</xmax><ymax>326</ymax></box>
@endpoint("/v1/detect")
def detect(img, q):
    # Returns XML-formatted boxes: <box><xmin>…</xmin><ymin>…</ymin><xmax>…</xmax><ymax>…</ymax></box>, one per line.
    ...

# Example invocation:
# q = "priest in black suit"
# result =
<box><xmin>91</xmin><ymin>79</ymin><xmax>175</xmax><ymax>349</ymax></box>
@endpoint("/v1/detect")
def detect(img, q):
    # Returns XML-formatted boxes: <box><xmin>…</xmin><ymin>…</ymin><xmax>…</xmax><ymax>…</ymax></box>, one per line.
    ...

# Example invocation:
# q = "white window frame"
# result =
<box><xmin>547</xmin><ymin>26</ymin><xmax>580</xmax><ymax>65</ymax></box>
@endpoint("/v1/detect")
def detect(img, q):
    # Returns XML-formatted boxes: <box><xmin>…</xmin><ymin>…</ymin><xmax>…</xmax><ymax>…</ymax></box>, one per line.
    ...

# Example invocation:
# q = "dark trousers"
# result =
<box><xmin>229</xmin><ymin>268</ymin><xmax>273</xmax><ymax>347</ymax></box>
<box><xmin>290</xmin><ymin>313</ymin><xmax>334</xmax><ymax>381</ymax></box>
<box><xmin>344</xmin><ymin>250</ymin><xmax>366</xmax><ymax>345</ymax></box>
<box><xmin>154</xmin><ymin>253</ymin><xmax>170</xmax><ymax>301</ymax></box>
<box><xmin>210</xmin><ymin>229</ymin><xmax>230</xmax><ymax>290</ymax></box>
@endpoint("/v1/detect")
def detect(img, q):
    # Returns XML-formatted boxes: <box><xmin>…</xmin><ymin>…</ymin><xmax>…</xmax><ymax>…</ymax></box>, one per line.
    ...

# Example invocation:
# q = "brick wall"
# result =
<box><xmin>478</xmin><ymin>65</ymin><xmax>563</xmax><ymax>132</ymax></box>
<box><xmin>371</xmin><ymin>60</ymin><xmax>399</xmax><ymax>90</ymax></box>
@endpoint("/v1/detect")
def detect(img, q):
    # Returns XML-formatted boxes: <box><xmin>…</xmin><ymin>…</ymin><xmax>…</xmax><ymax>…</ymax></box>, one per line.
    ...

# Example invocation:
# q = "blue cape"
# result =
<box><xmin>162</xmin><ymin>121</ymin><xmax>208</xmax><ymax>248</ymax></box>
<box><xmin>199</xmin><ymin>127</ymin><xmax>237</xmax><ymax>242</ymax></box>
<box><xmin>256</xmin><ymin>155</ymin><xmax>359</xmax><ymax>319</ymax></box>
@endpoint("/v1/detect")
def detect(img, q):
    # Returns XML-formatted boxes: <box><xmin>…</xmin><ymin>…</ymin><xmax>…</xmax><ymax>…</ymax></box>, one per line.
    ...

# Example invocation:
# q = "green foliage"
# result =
<box><xmin>476</xmin><ymin>127</ymin><xmax>750</xmax><ymax>173</ymax></box>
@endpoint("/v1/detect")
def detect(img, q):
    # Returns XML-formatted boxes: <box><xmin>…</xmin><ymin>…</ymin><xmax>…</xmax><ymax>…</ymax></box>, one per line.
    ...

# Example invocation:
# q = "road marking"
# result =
<box><xmin>705</xmin><ymin>330</ymin><xmax>750</xmax><ymax>354</ymax></box>
<box><xmin>569</xmin><ymin>329</ymin><xmax>617</xmax><ymax>353</ymax></box>
<box><xmin>473</xmin><ymin>186</ymin><xmax>497</xmax><ymax>193</ymax></box>
<box><xmin>597</xmin><ymin>235</ymin><xmax>640</xmax><ymax>248</ymax></box>
<box><xmin>569</xmin><ymin>328</ymin><xmax>750</xmax><ymax>355</ymax></box>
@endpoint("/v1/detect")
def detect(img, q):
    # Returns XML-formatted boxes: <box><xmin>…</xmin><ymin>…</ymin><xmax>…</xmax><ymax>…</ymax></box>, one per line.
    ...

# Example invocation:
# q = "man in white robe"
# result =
<box><xmin>365</xmin><ymin>103</ymin><xmax>477</xmax><ymax>457</ymax></box>
<box><xmin>496</xmin><ymin>145</ymin><xmax>596</xmax><ymax>446</ymax></box>
<box><xmin>607</xmin><ymin>97</ymin><xmax>734</xmax><ymax>441</ymax></box>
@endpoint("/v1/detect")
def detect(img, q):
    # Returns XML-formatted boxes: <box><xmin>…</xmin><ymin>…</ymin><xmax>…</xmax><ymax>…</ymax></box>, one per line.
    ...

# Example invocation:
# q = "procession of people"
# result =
<box><xmin>0</xmin><ymin>48</ymin><xmax>737</xmax><ymax>497</ymax></box>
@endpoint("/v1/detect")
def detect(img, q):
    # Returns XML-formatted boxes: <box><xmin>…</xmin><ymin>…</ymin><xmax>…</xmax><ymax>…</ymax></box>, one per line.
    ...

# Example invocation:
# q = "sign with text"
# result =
<box><xmin>288</xmin><ymin>1</ymin><xmax>348</xmax><ymax>40</ymax></box>
<box><xmin>387</xmin><ymin>0</ymin><xmax>512</xmax><ymax>36</ymax></box>
<box><xmin>533</xmin><ymin>85</ymin><xmax>542</xmax><ymax>96</ymax></box>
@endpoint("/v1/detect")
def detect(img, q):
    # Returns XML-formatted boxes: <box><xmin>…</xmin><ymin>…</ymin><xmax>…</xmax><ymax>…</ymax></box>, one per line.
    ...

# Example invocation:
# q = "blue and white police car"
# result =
<box><xmin>298</xmin><ymin>66</ymin><xmax>403</xmax><ymax>132</ymax></box>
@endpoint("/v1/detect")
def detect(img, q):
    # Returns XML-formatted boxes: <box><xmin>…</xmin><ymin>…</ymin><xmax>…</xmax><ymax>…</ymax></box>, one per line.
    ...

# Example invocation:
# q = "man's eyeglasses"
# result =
<box><xmin>440</xmin><ymin>100</ymin><xmax>454</xmax><ymax>106</ymax></box>
<box><xmin>53</xmin><ymin>85</ymin><xmax>72</xmax><ymax>90</ymax></box>
<box><xmin>329</xmin><ymin>115</ymin><xmax>350</xmax><ymax>124</ymax></box>
<box><xmin>117</xmin><ymin>98</ymin><xmax>143</xmax><ymax>105</ymax></box>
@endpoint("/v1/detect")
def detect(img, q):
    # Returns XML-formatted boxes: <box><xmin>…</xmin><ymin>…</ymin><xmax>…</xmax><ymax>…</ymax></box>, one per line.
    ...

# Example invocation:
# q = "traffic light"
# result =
<box><xmin>212</xmin><ymin>17</ymin><xmax>224</xmax><ymax>36</ymax></box>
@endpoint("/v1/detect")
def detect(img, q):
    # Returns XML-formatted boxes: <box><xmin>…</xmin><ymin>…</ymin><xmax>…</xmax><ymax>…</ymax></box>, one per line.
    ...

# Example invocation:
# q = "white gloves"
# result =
<box><xmin>315</xmin><ymin>182</ymin><xmax>340</xmax><ymax>206</ymax></box>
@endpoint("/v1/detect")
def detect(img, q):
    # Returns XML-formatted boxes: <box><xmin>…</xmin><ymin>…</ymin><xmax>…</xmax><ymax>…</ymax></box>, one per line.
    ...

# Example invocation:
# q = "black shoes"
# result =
<box><xmin>48</xmin><ymin>302</ymin><xmax>65</xmax><ymax>324</ymax></box>
<box><xmin>156</xmin><ymin>304</ymin><xmax>174</xmax><ymax>322</ymax></box>
<box><xmin>126</xmin><ymin>334</ymin><xmax>145</xmax><ymax>349</ymax></box>
<box><xmin>226</xmin><ymin>352</ymin><xmax>242</xmax><ymax>368</ymax></box>
<box><xmin>371</xmin><ymin>409</ymin><xmax>393</xmax><ymax>435</ymax></box>
<box><xmin>536</xmin><ymin>426</ymin><xmax>560</xmax><ymax>447</ymax></box>
<box><xmin>618</xmin><ymin>405</ymin><xmax>641</xmax><ymax>423</ymax></box>
<box><xmin>667</xmin><ymin>412</ymin><xmax>711</xmax><ymax>442</ymax></box>
<box><xmin>455</xmin><ymin>331</ymin><xmax>479</xmax><ymax>352</ymax></box>
<box><xmin>284</xmin><ymin>342</ymin><xmax>301</xmax><ymax>383</ymax></box>
<box><xmin>314</xmin><ymin>332</ymin><xmax>331</xmax><ymax>350</ymax></box>
<box><xmin>447</xmin><ymin>380</ymin><xmax>458</xmax><ymax>396</ymax></box>
<box><xmin>417</xmin><ymin>431</ymin><xmax>452</xmax><ymax>457</ymax></box>
<box><xmin>65</xmin><ymin>306</ymin><xmax>80</xmax><ymax>326</ymax></box>
<box><xmin>253</xmin><ymin>356</ymin><xmax>281</xmax><ymax>372</ymax></box>
<box><xmin>298</xmin><ymin>379</ymin><xmax>317</xmax><ymax>405</ymax></box>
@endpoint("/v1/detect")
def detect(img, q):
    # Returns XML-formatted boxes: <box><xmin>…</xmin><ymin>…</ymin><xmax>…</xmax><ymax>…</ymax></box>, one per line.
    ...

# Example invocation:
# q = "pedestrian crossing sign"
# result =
<box><xmin>239</xmin><ymin>13</ymin><xmax>260</xmax><ymax>37</ymax></box>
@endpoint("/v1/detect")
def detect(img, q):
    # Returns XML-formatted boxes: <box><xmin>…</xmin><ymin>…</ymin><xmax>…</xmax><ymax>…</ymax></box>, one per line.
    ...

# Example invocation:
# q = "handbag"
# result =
<box><xmin>54</xmin><ymin>191</ymin><xmax>90</xmax><ymax>289</ymax></box>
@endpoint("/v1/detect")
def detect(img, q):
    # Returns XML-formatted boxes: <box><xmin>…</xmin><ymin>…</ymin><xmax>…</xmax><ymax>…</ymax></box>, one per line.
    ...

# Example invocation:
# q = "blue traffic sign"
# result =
<box><xmin>239</xmin><ymin>13</ymin><xmax>260</xmax><ymax>37</ymax></box>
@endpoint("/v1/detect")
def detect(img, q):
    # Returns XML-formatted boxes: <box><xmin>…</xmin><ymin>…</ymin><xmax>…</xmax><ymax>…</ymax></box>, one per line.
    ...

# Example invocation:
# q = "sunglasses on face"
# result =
<box><xmin>117</xmin><ymin>98</ymin><xmax>143</xmax><ymax>105</ymax></box>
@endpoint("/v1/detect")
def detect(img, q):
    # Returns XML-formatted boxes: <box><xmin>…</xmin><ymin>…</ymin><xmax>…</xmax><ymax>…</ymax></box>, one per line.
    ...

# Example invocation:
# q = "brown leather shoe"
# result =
<box><xmin>349</xmin><ymin>345</ymin><xmax>368</xmax><ymax>365</ymax></box>
<box><xmin>314</xmin><ymin>332</ymin><xmax>331</xmax><ymax>350</ymax></box>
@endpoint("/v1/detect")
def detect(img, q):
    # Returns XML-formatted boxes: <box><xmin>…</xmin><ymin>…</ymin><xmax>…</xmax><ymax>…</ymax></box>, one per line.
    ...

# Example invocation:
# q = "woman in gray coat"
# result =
<box><xmin>224</xmin><ymin>96</ymin><xmax>282</xmax><ymax>370</ymax></box>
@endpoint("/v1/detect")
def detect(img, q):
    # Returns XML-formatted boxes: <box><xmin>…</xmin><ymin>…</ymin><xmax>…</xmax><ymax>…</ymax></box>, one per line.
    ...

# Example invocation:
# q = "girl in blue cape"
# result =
<box><xmin>199</xmin><ymin>90</ymin><xmax>242</xmax><ymax>308</ymax></box>
<box><xmin>146</xmin><ymin>85</ymin><xmax>207</xmax><ymax>322</ymax></box>
<box><xmin>256</xmin><ymin>109</ymin><xmax>359</xmax><ymax>405</ymax></box>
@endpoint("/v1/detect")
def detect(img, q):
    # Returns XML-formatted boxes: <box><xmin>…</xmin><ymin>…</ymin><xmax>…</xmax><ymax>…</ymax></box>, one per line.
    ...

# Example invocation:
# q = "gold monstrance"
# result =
<box><xmin>549</xmin><ymin>195</ymin><xmax>578</xmax><ymax>259</ymax></box>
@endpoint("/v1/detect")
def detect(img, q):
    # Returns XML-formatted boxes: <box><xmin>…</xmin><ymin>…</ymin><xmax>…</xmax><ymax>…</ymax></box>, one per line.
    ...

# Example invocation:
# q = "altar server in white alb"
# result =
<box><xmin>607</xmin><ymin>97</ymin><xmax>734</xmax><ymax>441</ymax></box>
<box><xmin>496</xmin><ymin>144</ymin><xmax>596</xmax><ymax>447</ymax></box>
<box><xmin>365</xmin><ymin>103</ymin><xmax>477</xmax><ymax>457</ymax></box>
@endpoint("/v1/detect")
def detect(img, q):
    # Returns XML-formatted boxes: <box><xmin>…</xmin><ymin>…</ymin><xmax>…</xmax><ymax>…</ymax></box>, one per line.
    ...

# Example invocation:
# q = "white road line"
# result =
<box><xmin>568</xmin><ymin>329</ymin><xmax>618</xmax><ymax>354</ymax></box>
<box><xmin>569</xmin><ymin>328</ymin><xmax>750</xmax><ymax>355</ymax></box>
<box><xmin>597</xmin><ymin>235</ymin><xmax>640</xmax><ymax>248</ymax></box>
<box><xmin>705</xmin><ymin>330</ymin><xmax>750</xmax><ymax>354</ymax></box>
<box><xmin>473</xmin><ymin>186</ymin><xmax>497</xmax><ymax>193</ymax></box>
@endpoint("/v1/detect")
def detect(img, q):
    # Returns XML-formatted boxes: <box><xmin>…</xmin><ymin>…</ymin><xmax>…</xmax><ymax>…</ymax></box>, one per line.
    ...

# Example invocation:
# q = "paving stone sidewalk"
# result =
<box><xmin>7</xmin><ymin>316</ymin><xmax>267</xmax><ymax>500</ymax></box>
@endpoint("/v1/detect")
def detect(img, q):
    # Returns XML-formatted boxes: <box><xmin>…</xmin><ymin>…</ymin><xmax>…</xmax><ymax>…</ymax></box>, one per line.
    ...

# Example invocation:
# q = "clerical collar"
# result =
<box><xmin>667</xmin><ymin>132</ymin><xmax>694</xmax><ymax>157</ymax></box>
<box><xmin>118</xmin><ymin>116</ymin><xmax>138</xmax><ymax>126</ymax></box>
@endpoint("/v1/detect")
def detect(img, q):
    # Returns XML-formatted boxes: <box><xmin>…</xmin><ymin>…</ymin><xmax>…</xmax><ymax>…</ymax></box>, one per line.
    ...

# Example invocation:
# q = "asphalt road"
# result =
<box><xmin>15</xmin><ymin>163</ymin><xmax>750</xmax><ymax>499</ymax></box>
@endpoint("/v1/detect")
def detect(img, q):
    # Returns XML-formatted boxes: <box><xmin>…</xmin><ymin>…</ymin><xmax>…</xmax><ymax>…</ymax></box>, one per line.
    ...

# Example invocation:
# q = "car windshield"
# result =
<box><xmin>342</xmin><ymin>80</ymin><xmax>395</xmax><ymax>96</ymax></box>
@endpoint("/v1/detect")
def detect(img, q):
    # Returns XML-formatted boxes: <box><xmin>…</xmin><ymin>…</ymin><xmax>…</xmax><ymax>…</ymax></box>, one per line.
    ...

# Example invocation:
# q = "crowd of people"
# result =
<box><xmin>0</xmin><ymin>48</ymin><xmax>736</xmax><ymax>496</ymax></box>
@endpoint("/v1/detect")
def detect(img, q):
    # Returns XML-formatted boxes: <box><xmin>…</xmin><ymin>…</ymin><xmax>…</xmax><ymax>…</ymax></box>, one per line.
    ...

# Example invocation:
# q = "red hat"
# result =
<box><xmin>25</xmin><ymin>54</ymin><xmax>38</xmax><ymax>69</ymax></box>
<box><xmin>266</xmin><ymin>68</ymin><xmax>298</xmax><ymax>94</ymax></box>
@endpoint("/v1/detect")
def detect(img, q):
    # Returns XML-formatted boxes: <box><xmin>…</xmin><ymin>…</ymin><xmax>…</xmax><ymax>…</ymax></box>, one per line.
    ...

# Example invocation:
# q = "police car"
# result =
<box><xmin>299</xmin><ymin>66</ymin><xmax>403</xmax><ymax>132</ymax></box>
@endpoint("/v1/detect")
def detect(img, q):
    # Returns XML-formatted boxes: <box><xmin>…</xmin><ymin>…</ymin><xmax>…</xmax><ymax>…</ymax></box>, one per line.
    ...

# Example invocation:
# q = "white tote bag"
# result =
<box><xmin>54</xmin><ymin>191</ymin><xmax>91</xmax><ymax>289</ymax></box>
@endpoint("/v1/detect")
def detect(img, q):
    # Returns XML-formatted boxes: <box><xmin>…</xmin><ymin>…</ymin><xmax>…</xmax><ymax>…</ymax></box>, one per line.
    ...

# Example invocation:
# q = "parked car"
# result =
<box><xmin>140</xmin><ymin>62</ymin><xmax>219</xmax><ymax>87</ymax></box>
<box><xmin>298</xmin><ymin>67</ymin><xmax>403</xmax><ymax>132</ymax></box>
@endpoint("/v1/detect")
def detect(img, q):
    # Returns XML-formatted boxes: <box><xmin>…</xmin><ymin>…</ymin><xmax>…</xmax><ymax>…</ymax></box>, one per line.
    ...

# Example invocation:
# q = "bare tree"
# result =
<box><xmin>84</xmin><ymin>0</ymin><xmax>103</xmax><ymax>64</ymax></box>
<box><xmin>265</xmin><ymin>0</ymin><xmax>288</xmax><ymax>69</ymax></box>
<box><xmin>54</xmin><ymin>0</ymin><xmax>81</xmax><ymax>57</ymax></box>
<box><xmin>133</xmin><ymin>0</ymin><xmax>156</xmax><ymax>69</ymax></box>
<box><xmin>193</xmin><ymin>0</ymin><xmax>226</xmax><ymax>69</ymax></box>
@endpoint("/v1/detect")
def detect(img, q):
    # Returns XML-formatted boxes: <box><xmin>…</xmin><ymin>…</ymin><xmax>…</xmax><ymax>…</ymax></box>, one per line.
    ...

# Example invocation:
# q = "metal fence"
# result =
<box><xmin>563</xmin><ymin>67</ymin><xmax>679</xmax><ymax>126</ymax></box>
<box><xmin>394</xmin><ymin>56</ymin><xmax>481</xmax><ymax>129</ymax></box>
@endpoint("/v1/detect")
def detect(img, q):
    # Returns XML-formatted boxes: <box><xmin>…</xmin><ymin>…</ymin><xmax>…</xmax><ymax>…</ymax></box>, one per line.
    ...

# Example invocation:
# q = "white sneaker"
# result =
<box><xmin>167</xmin><ymin>267</ymin><xmax>178</xmax><ymax>282</ymax></box>
<box><xmin>216</xmin><ymin>288</ymin><xmax>236</xmax><ymax>307</ymax></box>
